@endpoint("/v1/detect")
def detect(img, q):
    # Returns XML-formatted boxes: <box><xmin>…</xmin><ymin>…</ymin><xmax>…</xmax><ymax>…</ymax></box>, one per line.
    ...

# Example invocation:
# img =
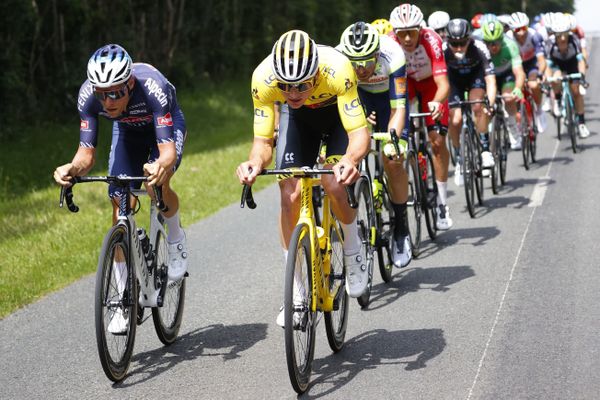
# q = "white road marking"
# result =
<box><xmin>467</xmin><ymin>137</ymin><xmax>560</xmax><ymax>399</ymax></box>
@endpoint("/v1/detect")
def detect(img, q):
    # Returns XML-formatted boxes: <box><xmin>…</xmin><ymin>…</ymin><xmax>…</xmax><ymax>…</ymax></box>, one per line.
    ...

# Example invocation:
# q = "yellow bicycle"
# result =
<box><xmin>241</xmin><ymin>167</ymin><xmax>358</xmax><ymax>394</ymax></box>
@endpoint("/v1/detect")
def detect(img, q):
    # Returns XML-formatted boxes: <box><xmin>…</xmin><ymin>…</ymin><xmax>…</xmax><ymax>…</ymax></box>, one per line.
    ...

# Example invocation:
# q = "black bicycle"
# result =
<box><xmin>491</xmin><ymin>95</ymin><xmax>510</xmax><ymax>193</ymax></box>
<box><xmin>60</xmin><ymin>176</ymin><xmax>186</xmax><ymax>382</ymax></box>
<box><xmin>449</xmin><ymin>99</ymin><xmax>487</xmax><ymax>218</ymax></box>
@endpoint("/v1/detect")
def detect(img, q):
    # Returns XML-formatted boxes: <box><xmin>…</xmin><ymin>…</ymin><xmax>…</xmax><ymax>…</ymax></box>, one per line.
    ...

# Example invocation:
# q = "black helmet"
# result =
<box><xmin>446</xmin><ymin>18</ymin><xmax>471</xmax><ymax>40</ymax></box>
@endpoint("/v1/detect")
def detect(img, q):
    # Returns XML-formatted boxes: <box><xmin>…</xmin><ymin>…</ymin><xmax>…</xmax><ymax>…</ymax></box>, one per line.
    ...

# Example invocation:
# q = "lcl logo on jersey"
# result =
<box><xmin>343</xmin><ymin>98</ymin><xmax>362</xmax><ymax>117</ymax></box>
<box><xmin>254</xmin><ymin>108</ymin><xmax>267</xmax><ymax>117</ymax></box>
<box><xmin>284</xmin><ymin>152</ymin><xmax>295</xmax><ymax>163</ymax></box>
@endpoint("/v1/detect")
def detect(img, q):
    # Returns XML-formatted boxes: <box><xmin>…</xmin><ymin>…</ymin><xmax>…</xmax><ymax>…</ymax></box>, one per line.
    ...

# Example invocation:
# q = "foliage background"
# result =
<box><xmin>0</xmin><ymin>0</ymin><xmax>573</xmax><ymax>136</ymax></box>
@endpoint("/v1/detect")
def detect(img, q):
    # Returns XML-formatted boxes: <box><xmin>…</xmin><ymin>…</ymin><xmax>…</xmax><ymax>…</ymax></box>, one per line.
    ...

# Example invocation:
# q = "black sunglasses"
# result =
<box><xmin>449</xmin><ymin>39</ymin><xmax>469</xmax><ymax>48</ymax></box>
<box><xmin>277</xmin><ymin>79</ymin><xmax>315</xmax><ymax>93</ymax></box>
<box><xmin>94</xmin><ymin>84</ymin><xmax>129</xmax><ymax>101</ymax></box>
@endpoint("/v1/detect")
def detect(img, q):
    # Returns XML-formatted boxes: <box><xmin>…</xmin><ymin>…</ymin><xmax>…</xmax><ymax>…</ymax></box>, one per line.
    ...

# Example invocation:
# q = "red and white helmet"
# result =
<box><xmin>508</xmin><ymin>12</ymin><xmax>529</xmax><ymax>29</ymax></box>
<box><xmin>390</xmin><ymin>4</ymin><xmax>424</xmax><ymax>30</ymax></box>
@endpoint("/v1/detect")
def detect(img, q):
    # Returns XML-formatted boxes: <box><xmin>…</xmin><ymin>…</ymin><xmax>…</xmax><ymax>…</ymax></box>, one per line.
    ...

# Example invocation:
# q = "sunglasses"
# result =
<box><xmin>394</xmin><ymin>28</ymin><xmax>420</xmax><ymax>35</ymax></box>
<box><xmin>513</xmin><ymin>26</ymin><xmax>528</xmax><ymax>33</ymax></box>
<box><xmin>277</xmin><ymin>78</ymin><xmax>315</xmax><ymax>93</ymax></box>
<box><xmin>449</xmin><ymin>39</ymin><xmax>469</xmax><ymax>48</ymax></box>
<box><xmin>485</xmin><ymin>40</ymin><xmax>502</xmax><ymax>47</ymax></box>
<box><xmin>94</xmin><ymin>84</ymin><xmax>129</xmax><ymax>101</ymax></box>
<box><xmin>350</xmin><ymin>57</ymin><xmax>377</xmax><ymax>69</ymax></box>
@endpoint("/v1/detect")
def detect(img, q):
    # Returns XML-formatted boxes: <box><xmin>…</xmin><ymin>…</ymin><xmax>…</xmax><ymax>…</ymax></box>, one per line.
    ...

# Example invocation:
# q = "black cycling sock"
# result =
<box><xmin>555</xmin><ymin>94</ymin><xmax>562</xmax><ymax>104</ymax></box>
<box><xmin>578</xmin><ymin>114</ymin><xmax>585</xmax><ymax>124</ymax></box>
<box><xmin>479</xmin><ymin>132</ymin><xmax>490</xmax><ymax>151</ymax></box>
<box><xmin>392</xmin><ymin>202</ymin><xmax>408</xmax><ymax>237</ymax></box>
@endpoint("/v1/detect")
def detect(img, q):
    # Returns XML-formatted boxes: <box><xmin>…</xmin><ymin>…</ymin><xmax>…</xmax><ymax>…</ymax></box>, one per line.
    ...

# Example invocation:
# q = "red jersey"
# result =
<box><xmin>390</xmin><ymin>28</ymin><xmax>447</xmax><ymax>82</ymax></box>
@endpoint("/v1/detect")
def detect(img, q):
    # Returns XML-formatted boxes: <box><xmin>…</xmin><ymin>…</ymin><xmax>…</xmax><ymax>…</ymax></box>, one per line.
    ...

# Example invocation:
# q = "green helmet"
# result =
<box><xmin>482</xmin><ymin>20</ymin><xmax>504</xmax><ymax>41</ymax></box>
<box><xmin>339</xmin><ymin>22</ymin><xmax>380</xmax><ymax>60</ymax></box>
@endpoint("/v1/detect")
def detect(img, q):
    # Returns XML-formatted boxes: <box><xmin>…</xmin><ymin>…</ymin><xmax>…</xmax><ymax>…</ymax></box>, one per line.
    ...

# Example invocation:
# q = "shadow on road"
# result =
<box><xmin>363</xmin><ymin>265</ymin><xmax>475</xmax><ymax>311</ymax></box>
<box><xmin>114</xmin><ymin>322</ymin><xmax>268</xmax><ymax>387</ymax></box>
<box><xmin>302</xmin><ymin>328</ymin><xmax>446</xmax><ymax>398</ymax></box>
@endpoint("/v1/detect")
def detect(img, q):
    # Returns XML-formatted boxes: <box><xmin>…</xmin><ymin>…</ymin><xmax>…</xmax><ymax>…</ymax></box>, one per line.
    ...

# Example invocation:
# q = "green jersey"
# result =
<box><xmin>491</xmin><ymin>37</ymin><xmax>522</xmax><ymax>75</ymax></box>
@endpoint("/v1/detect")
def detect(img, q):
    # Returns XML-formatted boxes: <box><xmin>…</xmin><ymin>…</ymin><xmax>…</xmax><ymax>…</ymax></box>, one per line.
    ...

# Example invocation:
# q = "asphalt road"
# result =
<box><xmin>2</xmin><ymin>39</ymin><xmax>600</xmax><ymax>400</ymax></box>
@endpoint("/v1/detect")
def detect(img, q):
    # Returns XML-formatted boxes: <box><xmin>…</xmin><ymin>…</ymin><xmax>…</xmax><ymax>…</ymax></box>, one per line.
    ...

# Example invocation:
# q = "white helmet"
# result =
<box><xmin>565</xmin><ymin>13</ymin><xmax>577</xmax><ymax>30</ymax></box>
<box><xmin>428</xmin><ymin>11</ymin><xmax>450</xmax><ymax>30</ymax></box>
<box><xmin>390</xmin><ymin>4</ymin><xmax>424</xmax><ymax>29</ymax></box>
<box><xmin>508</xmin><ymin>12</ymin><xmax>529</xmax><ymax>29</ymax></box>
<box><xmin>541</xmin><ymin>13</ymin><xmax>552</xmax><ymax>28</ymax></box>
<box><xmin>87</xmin><ymin>44</ymin><xmax>132</xmax><ymax>88</ymax></box>
<box><xmin>271</xmin><ymin>30</ymin><xmax>319</xmax><ymax>84</ymax></box>
<box><xmin>551</xmin><ymin>13</ymin><xmax>570</xmax><ymax>33</ymax></box>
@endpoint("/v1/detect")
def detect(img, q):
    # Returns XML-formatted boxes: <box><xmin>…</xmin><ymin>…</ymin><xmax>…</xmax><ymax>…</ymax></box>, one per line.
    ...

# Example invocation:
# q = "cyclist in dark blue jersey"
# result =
<box><xmin>54</xmin><ymin>44</ymin><xmax>189</xmax><ymax>287</ymax></box>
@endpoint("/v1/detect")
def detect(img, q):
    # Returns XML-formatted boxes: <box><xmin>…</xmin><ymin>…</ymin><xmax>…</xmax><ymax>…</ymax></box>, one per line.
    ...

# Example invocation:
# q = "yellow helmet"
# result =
<box><xmin>371</xmin><ymin>18</ymin><xmax>393</xmax><ymax>35</ymax></box>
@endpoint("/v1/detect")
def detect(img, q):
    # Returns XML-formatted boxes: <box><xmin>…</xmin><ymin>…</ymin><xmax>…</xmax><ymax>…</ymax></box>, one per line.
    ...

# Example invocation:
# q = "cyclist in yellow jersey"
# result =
<box><xmin>236</xmin><ymin>30</ymin><xmax>371</xmax><ymax>325</ymax></box>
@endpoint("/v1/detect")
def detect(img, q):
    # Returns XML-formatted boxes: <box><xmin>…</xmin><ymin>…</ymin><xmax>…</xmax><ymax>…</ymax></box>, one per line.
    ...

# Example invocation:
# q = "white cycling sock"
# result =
<box><xmin>113</xmin><ymin>261</ymin><xmax>127</xmax><ymax>297</ymax></box>
<box><xmin>165</xmin><ymin>211</ymin><xmax>185</xmax><ymax>243</ymax></box>
<box><xmin>436</xmin><ymin>180</ymin><xmax>448</xmax><ymax>206</ymax></box>
<box><xmin>340</xmin><ymin>217</ymin><xmax>360</xmax><ymax>255</ymax></box>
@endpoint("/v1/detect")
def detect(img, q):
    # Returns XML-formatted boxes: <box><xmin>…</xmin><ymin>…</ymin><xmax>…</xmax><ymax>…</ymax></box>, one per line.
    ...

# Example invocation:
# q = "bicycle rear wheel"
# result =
<box><xmin>520</xmin><ymin>104</ymin><xmax>531</xmax><ymax>170</ymax></box>
<box><xmin>375</xmin><ymin>177</ymin><xmax>394</xmax><ymax>283</ymax></box>
<box><xmin>405</xmin><ymin>153</ymin><xmax>422</xmax><ymax>258</ymax></box>
<box><xmin>285</xmin><ymin>223</ymin><xmax>316</xmax><ymax>394</ymax></box>
<box><xmin>95</xmin><ymin>225</ymin><xmax>137</xmax><ymax>382</ymax></box>
<box><xmin>152</xmin><ymin>229</ymin><xmax>186</xmax><ymax>345</ymax></box>
<box><xmin>422</xmin><ymin>149</ymin><xmax>438</xmax><ymax>240</ymax></box>
<box><xmin>461</xmin><ymin>127</ymin><xmax>476</xmax><ymax>218</ymax></box>
<box><xmin>491</xmin><ymin>120</ymin><xmax>500</xmax><ymax>194</ymax></box>
<box><xmin>500</xmin><ymin>120</ymin><xmax>509</xmax><ymax>185</ymax></box>
<box><xmin>325</xmin><ymin>220</ymin><xmax>349</xmax><ymax>351</ymax></box>
<box><xmin>567</xmin><ymin>100</ymin><xmax>578</xmax><ymax>153</ymax></box>
<box><xmin>356</xmin><ymin>177</ymin><xmax>376</xmax><ymax>309</ymax></box>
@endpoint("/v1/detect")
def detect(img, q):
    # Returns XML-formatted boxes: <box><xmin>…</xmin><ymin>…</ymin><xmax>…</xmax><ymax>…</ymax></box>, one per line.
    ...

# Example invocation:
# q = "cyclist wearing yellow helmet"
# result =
<box><xmin>236</xmin><ymin>30</ymin><xmax>371</xmax><ymax>319</ymax></box>
<box><xmin>372</xmin><ymin>18</ymin><xmax>393</xmax><ymax>35</ymax></box>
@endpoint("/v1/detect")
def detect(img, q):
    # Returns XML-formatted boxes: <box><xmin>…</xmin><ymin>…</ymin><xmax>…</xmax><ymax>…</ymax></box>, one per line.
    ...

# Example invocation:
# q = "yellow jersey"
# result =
<box><xmin>250</xmin><ymin>45</ymin><xmax>367</xmax><ymax>139</ymax></box>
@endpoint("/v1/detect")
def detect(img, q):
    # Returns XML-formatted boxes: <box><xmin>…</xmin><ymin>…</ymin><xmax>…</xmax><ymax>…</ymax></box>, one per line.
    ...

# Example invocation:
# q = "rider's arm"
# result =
<box><xmin>387</xmin><ymin>43</ymin><xmax>408</xmax><ymax>139</ymax></box>
<box><xmin>485</xmin><ymin>74</ymin><xmax>497</xmax><ymax>107</ymax></box>
<box><xmin>69</xmin><ymin>146</ymin><xmax>96</xmax><ymax>176</ymax></box>
<box><xmin>513</xmin><ymin>65</ymin><xmax>526</xmax><ymax>92</ymax></box>
<box><xmin>533</xmin><ymin>33</ymin><xmax>547</xmax><ymax>75</ymax></box>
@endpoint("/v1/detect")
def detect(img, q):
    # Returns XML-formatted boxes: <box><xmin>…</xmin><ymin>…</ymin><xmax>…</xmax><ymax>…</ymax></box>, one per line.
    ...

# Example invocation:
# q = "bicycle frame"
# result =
<box><xmin>241</xmin><ymin>168</ymin><xmax>356</xmax><ymax>312</ymax></box>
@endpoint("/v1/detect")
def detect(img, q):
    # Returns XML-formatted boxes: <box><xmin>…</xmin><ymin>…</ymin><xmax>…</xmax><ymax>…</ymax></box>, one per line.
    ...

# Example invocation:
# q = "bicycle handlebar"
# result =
<box><xmin>240</xmin><ymin>168</ymin><xmax>358</xmax><ymax>210</ymax></box>
<box><xmin>371</xmin><ymin>128</ymin><xmax>401</xmax><ymax>159</ymax></box>
<box><xmin>59</xmin><ymin>176</ymin><xmax>168</xmax><ymax>213</ymax></box>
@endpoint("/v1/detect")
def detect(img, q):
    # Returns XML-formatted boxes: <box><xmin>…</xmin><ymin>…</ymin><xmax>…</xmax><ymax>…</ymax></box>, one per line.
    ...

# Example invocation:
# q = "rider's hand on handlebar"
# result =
<box><xmin>143</xmin><ymin>162</ymin><xmax>168</xmax><ymax>186</ymax></box>
<box><xmin>236</xmin><ymin>160</ymin><xmax>262</xmax><ymax>185</ymax></box>
<box><xmin>428</xmin><ymin>101</ymin><xmax>442</xmax><ymax>121</ymax></box>
<box><xmin>333</xmin><ymin>157</ymin><xmax>360</xmax><ymax>186</ymax></box>
<box><xmin>53</xmin><ymin>163</ymin><xmax>76</xmax><ymax>187</ymax></box>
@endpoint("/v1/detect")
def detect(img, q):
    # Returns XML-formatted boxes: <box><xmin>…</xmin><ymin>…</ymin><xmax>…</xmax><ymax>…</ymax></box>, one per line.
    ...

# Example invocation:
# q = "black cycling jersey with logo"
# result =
<box><xmin>444</xmin><ymin>40</ymin><xmax>495</xmax><ymax>77</ymax></box>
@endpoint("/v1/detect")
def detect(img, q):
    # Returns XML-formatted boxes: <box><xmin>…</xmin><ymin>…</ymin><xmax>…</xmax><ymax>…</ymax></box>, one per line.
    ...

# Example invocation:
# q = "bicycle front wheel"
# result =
<box><xmin>285</xmin><ymin>223</ymin><xmax>316</xmax><ymax>394</ymax></box>
<box><xmin>491</xmin><ymin>120</ymin><xmax>500</xmax><ymax>194</ymax></box>
<box><xmin>405</xmin><ymin>153</ymin><xmax>422</xmax><ymax>257</ymax></box>
<box><xmin>500</xmin><ymin>120</ymin><xmax>509</xmax><ymax>185</ymax></box>
<box><xmin>567</xmin><ymin>100</ymin><xmax>578</xmax><ymax>153</ymax></box>
<box><xmin>325</xmin><ymin>220</ymin><xmax>349</xmax><ymax>351</ymax></box>
<box><xmin>422</xmin><ymin>149</ymin><xmax>438</xmax><ymax>240</ymax></box>
<box><xmin>95</xmin><ymin>225</ymin><xmax>137</xmax><ymax>382</ymax></box>
<box><xmin>355</xmin><ymin>176</ymin><xmax>376</xmax><ymax>309</ymax></box>
<box><xmin>375</xmin><ymin>177</ymin><xmax>394</xmax><ymax>283</ymax></box>
<box><xmin>152</xmin><ymin>229</ymin><xmax>186</xmax><ymax>345</ymax></box>
<box><xmin>461</xmin><ymin>127</ymin><xmax>476</xmax><ymax>218</ymax></box>
<box><xmin>520</xmin><ymin>103</ymin><xmax>531</xmax><ymax>170</ymax></box>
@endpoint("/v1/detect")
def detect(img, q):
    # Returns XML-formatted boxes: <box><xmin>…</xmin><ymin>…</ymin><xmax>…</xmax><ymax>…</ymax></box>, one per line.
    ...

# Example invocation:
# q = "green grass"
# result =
<box><xmin>0</xmin><ymin>80</ymin><xmax>274</xmax><ymax>318</ymax></box>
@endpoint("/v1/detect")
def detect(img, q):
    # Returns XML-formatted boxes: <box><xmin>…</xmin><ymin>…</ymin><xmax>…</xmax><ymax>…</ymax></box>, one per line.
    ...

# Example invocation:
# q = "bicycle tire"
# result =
<box><xmin>356</xmin><ymin>177</ymin><xmax>376</xmax><ymax>309</ymax></box>
<box><xmin>500</xmin><ymin>120</ymin><xmax>509</xmax><ymax>185</ymax></box>
<box><xmin>284</xmin><ymin>223</ymin><xmax>316</xmax><ymax>394</ymax></box>
<box><xmin>491</xmin><ymin>120</ymin><xmax>501</xmax><ymax>195</ymax></box>
<box><xmin>461</xmin><ymin>126</ymin><xmax>476</xmax><ymax>218</ymax></box>
<box><xmin>423</xmin><ymin>149</ymin><xmax>438</xmax><ymax>240</ymax></box>
<box><xmin>556</xmin><ymin>110</ymin><xmax>562</xmax><ymax>141</ymax></box>
<box><xmin>405</xmin><ymin>152</ymin><xmax>422</xmax><ymax>258</ymax></box>
<box><xmin>312</xmin><ymin>187</ymin><xmax>323</xmax><ymax>228</ymax></box>
<box><xmin>567</xmin><ymin>99</ymin><xmax>578</xmax><ymax>153</ymax></box>
<box><xmin>520</xmin><ymin>103</ymin><xmax>530</xmax><ymax>170</ymax></box>
<box><xmin>530</xmin><ymin>112</ymin><xmax>537</xmax><ymax>164</ymax></box>
<box><xmin>95</xmin><ymin>224</ymin><xmax>137</xmax><ymax>382</ymax></box>
<box><xmin>152</xmin><ymin>229</ymin><xmax>186</xmax><ymax>345</ymax></box>
<box><xmin>325</xmin><ymin>220</ymin><xmax>349</xmax><ymax>351</ymax></box>
<box><xmin>375</xmin><ymin>176</ymin><xmax>394</xmax><ymax>283</ymax></box>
